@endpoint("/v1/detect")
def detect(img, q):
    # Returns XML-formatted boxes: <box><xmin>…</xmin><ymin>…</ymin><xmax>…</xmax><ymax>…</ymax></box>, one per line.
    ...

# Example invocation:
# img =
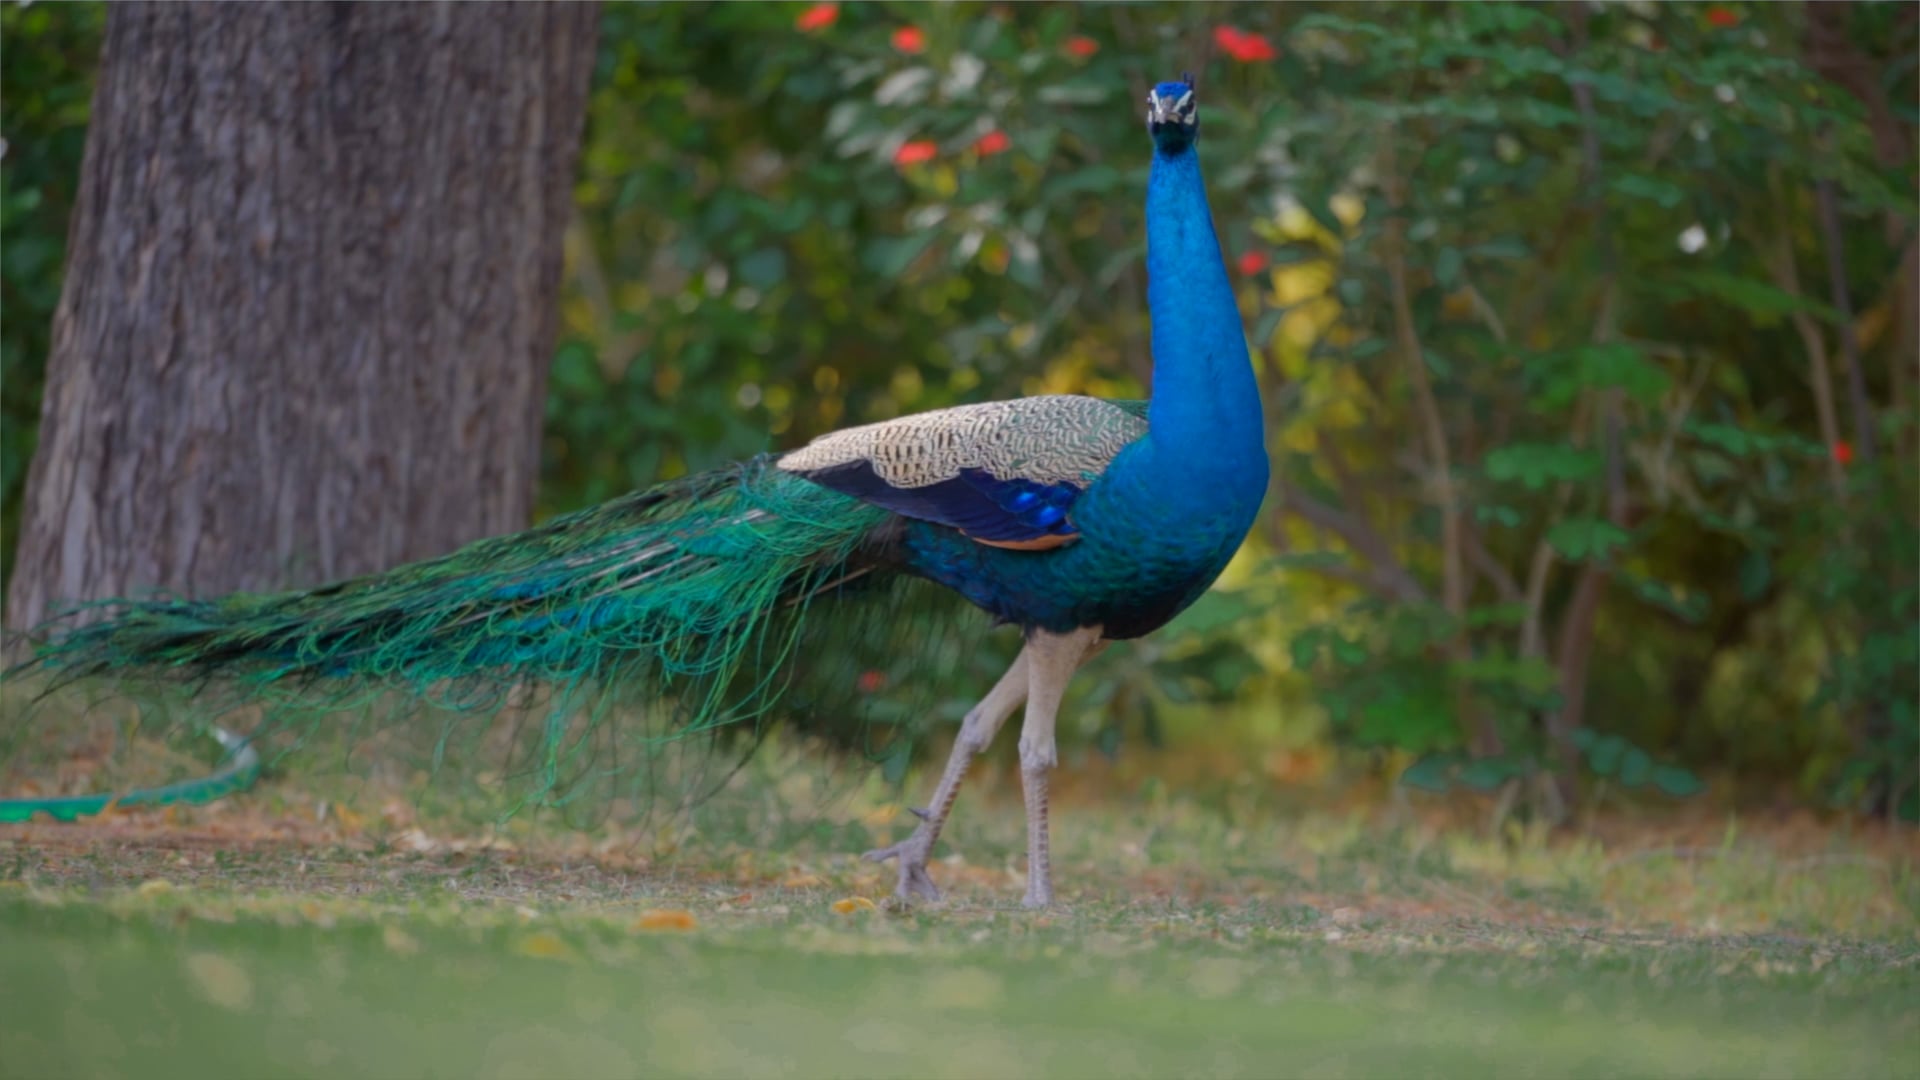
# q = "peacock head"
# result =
<box><xmin>1145</xmin><ymin>75</ymin><xmax>1198</xmax><ymax>155</ymax></box>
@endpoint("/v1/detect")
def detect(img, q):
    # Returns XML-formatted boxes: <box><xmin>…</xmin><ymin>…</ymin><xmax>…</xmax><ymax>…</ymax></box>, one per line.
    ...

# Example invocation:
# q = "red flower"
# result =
<box><xmin>1214</xmin><ymin>26</ymin><xmax>1277</xmax><ymax>63</ymax></box>
<box><xmin>1705</xmin><ymin>7</ymin><xmax>1740</xmax><ymax>28</ymax></box>
<box><xmin>973</xmin><ymin>129</ymin><xmax>1011</xmax><ymax>156</ymax></box>
<box><xmin>795</xmin><ymin>2</ymin><xmax>838</xmax><ymax>33</ymax></box>
<box><xmin>1064</xmin><ymin>35</ymin><xmax>1100</xmax><ymax>58</ymax></box>
<box><xmin>1832</xmin><ymin>441</ymin><xmax>1855</xmax><ymax>466</ymax></box>
<box><xmin>857</xmin><ymin>670</ymin><xmax>888</xmax><ymax>694</ymax></box>
<box><xmin>893</xmin><ymin>140</ymin><xmax>938</xmax><ymax>167</ymax></box>
<box><xmin>891</xmin><ymin>26</ymin><xmax>926</xmax><ymax>54</ymax></box>
<box><xmin>1236</xmin><ymin>250</ymin><xmax>1270</xmax><ymax>276</ymax></box>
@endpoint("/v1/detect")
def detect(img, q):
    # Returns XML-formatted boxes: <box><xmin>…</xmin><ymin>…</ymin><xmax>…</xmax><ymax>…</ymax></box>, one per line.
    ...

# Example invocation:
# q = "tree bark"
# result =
<box><xmin>5</xmin><ymin>2</ymin><xmax>599</xmax><ymax>631</ymax></box>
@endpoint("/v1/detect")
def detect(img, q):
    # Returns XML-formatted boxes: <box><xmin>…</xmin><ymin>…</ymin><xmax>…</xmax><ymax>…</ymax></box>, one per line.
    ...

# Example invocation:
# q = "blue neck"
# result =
<box><xmin>1143</xmin><ymin>145</ymin><xmax>1265</xmax><ymax>479</ymax></box>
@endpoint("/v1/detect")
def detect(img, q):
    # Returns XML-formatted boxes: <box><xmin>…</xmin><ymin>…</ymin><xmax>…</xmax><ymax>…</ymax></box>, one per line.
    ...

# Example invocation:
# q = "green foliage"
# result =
<box><xmin>2</xmin><ymin>3</ymin><xmax>1913</xmax><ymax>818</ymax></box>
<box><xmin>1243</xmin><ymin>1</ymin><xmax>1915</xmax><ymax>816</ymax></box>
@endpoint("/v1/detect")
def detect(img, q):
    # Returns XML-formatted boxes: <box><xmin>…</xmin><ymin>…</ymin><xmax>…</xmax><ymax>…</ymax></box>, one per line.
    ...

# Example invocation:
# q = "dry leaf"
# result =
<box><xmin>831</xmin><ymin>897</ymin><xmax>878</xmax><ymax>915</ymax></box>
<box><xmin>136</xmin><ymin>879</ymin><xmax>175</xmax><ymax>896</ymax></box>
<box><xmin>382</xmin><ymin>925</ymin><xmax>422</xmax><ymax>956</ymax></box>
<box><xmin>395</xmin><ymin>828</ymin><xmax>438</xmax><ymax>854</ymax></box>
<box><xmin>185</xmin><ymin>952</ymin><xmax>253</xmax><ymax>1011</ymax></box>
<box><xmin>631</xmin><ymin>909</ymin><xmax>698</xmax><ymax>932</ymax></box>
<box><xmin>515</xmin><ymin>931</ymin><xmax>575</xmax><ymax>960</ymax></box>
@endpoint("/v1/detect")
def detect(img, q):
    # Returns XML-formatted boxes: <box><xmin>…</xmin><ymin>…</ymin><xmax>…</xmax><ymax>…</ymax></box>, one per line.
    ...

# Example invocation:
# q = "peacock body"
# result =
<box><xmin>12</xmin><ymin>77</ymin><xmax>1265</xmax><ymax>908</ymax></box>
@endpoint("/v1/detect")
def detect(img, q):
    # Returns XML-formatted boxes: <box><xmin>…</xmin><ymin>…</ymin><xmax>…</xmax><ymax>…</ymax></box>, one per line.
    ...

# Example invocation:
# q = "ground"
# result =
<box><xmin>2</xmin><ymin>737</ymin><xmax>1917</xmax><ymax>1079</ymax></box>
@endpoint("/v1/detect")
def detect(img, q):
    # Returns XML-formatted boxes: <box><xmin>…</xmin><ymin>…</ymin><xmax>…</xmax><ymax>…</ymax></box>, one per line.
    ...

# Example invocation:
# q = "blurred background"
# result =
<box><xmin>2</xmin><ymin>2</ymin><xmax>1914</xmax><ymax>822</ymax></box>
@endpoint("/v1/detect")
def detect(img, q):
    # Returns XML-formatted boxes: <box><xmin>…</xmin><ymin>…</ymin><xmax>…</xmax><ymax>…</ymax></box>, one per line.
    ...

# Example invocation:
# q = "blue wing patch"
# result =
<box><xmin>794</xmin><ymin>461</ymin><xmax>1083</xmax><ymax>545</ymax></box>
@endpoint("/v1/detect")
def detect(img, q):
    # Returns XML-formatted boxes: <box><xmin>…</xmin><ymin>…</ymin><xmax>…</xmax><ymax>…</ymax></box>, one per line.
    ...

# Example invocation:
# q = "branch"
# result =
<box><xmin>566</xmin><ymin>214</ymin><xmax>642</xmax><ymax>381</ymax></box>
<box><xmin>1644</xmin><ymin>348</ymin><xmax>1718</xmax><ymax>509</ymax></box>
<box><xmin>1763</xmin><ymin>197</ymin><xmax>1851</xmax><ymax>506</ymax></box>
<box><xmin>1543</xmin><ymin>4</ymin><xmax>1633</xmax><ymax>803</ymax></box>
<box><xmin>1383</xmin><ymin>225</ymin><xmax>1465</xmax><ymax>627</ymax></box>
<box><xmin>1463</xmin><ymin>524</ymin><xmax>1523</xmax><ymax>604</ymax></box>
<box><xmin>1380</xmin><ymin>129</ymin><xmax>1487</xmax><ymax>753</ymax></box>
<box><xmin>1281</xmin><ymin>489</ymin><xmax>1432</xmax><ymax>605</ymax></box>
<box><xmin>1814</xmin><ymin>176</ymin><xmax>1879</xmax><ymax>464</ymax></box>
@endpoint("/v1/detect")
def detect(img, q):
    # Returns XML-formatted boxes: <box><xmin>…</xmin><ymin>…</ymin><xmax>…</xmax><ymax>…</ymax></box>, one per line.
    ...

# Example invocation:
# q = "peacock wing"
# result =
<box><xmin>776</xmin><ymin>395</ymin><xmax>1147</xmax><ymax>549</ymax></box>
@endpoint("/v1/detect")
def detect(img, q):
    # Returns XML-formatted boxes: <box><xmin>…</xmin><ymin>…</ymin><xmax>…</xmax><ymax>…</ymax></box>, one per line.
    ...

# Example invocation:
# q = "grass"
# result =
<box><xmin>3</xmin><ymin>733</ymin><xmax>1918</xmax><ymax>1078</ymax></box>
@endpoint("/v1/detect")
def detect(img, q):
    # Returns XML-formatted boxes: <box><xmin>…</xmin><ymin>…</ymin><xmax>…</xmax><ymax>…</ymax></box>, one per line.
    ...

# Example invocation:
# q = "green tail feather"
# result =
<box><xmin>10</xmin><ymin>456</ymin><xmax>982</xmax><ymax>811</ymax></box>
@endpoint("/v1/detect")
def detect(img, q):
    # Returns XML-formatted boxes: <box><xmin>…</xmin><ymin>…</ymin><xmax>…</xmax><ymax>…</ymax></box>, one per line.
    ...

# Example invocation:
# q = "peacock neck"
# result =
<box><xmin>1143</xmin><ymin>145</ymin><xmax>1266</xmax><ymax>483</ymax></box>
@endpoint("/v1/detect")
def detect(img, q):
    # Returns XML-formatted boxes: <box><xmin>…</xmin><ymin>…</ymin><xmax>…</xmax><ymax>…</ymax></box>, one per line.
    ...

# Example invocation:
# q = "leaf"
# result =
<box><xmin>1677</xmin><ymin>271</ymin><xmax>1843</xmax><ymax>324</ymax></box>
<box><xmin>737</xmin><ymin>248</ymin><xmax>786</xmax><ymax>290</ymax></box>
<box><xmin>515</xmin><ymin>931</ymin><xmax>577</xmax><ymax>961</ymax></box>
<box><xmin>1270</xmin><ymin>551</ymin><xmax>1355</xmax><ymax>572</ymax></box>
<box><xmin>1155</xmin><ymin>668</ymin><xmax>1198</xmax><ymax>704</ymax></box>
<box><xmin>1331</xmin><ymin>637</ymin><xmax>1370</xmax><ymax>667</ymax></box>
<box><xmin>1251</xmin><ymin>306</ymin><xmax>1287</xmax><ymax>348</ymax></box>
<box><xmin>1484</xmin><ymin>444</ymin><xmax>1605</xmax><ymax>490</ymax></box>
<box><xmin>1399</xmin><ymin>754</ymin><xmax>1457</xmax><ymax>792</ymax></box>
<box><xmin>184</xmin><ymin>953</ymin><xmax>254</xmax><ymax>1012</ymax></box>
<box><xmin>1610</xmin><ymin>172</ymin><xmax>1687</xmax><ymax>208</ymax></box>
<box><xmin>1619</xmin><ymin>747</ymin><xmax>1654</xmax><ymax>788</ymax></box>
<box><xmin>1454</xmin><ymin>655</ymin><xmax>1557</xmax><ymax>693</ymax></box>
<box><xmin>1623</xmin><ymin>573</ymin><xmax>1710</xmax><ymax>623</ymax></box>
<box><xmin>1652</xmin><ymin>766</ymin><xmax>1705</xmax><ymax>798</ymax></box>
<box><xmin>1290</xmin><ymin>629</ymin><xmax>1326</xmax><ymax>671</ymax></box>
<box><xmin>1580</xmin><ymin>343</ymin><xmax>1672</xmax><ymax>405</ymax></box>
<box><xmin>864</xmin><ymin>231</ymin><xmax>937</xmax><ymax>278</ymax></box>
<box><xmin>1166</xmin><ymin>587</ymin><xmax>1261</xmax><ymax>636</ymax></box>
<box><xmin>831</xmin><ymin>897</ymin><xmax>878</xmax><ymax>915</ymax></box>
<box><xmin>1467</xmin><ymin>603</ymin><xmax>1530</xmax><ymax>628</ymax></box>
<box><xmin>1036</xmin><ymin>80</ymin><xmax>1112</xmax><ymax>106</ymax></box>
<box><xmin>1458</xmin><ymin>757</ymin><xmax>1519</xmax><ymax>792</ymax></box>
<box><xmin>1469</xmin><ymin>237</ymin><xmax>1531</xmax><ymax>260</ymax></box>
<box><xmin>1688</xmin><ymin>420</ymin><xmax>1758</xmax><ymax>457</ymax></box>
<box><xmin>1546</xmin><ymin>518</ymin><xmax>1632</xmax><ymax>563</ymax></box>
<box><xmin>631</xmin><ymin>909</ymin><xmax>698</xmax><ymax>932</ymax></box>
<box><xmin>1534</xmin><ymin>344</ymin><xmax>1672</xmax><ymax>409</ymax></box>
<box><xmin>1475</xmin><ymin>504</ymin><xmax>1522</xmax><ymax>528</ymax></box>
<box><xmin>1304</xmin><ymin>197</ymin><xmax>1347</xmax><ymax>238</ymax></box>
<box><xmin>1434</xmin><ymin>247</ymin><xmax>1463</xmax><ymax>288</ymax></box>
<box><xmin>1040</xmin><ymin>164</ymin><xmax>1122</xmax><ymax>201</ymax></box>
<box><xmin>878</xmin><ymin>741</ymin><xmax>911</xmax><ymax>786</ymax></box>
<box><xmin>1586</xmin><ymin>734</ymin><xmax>1626</xmax><ymax>777</ymax></box>
<box><xmin>1738</xmin><ymin>549</ymin><xmax>1772</xmax><ymax>602</ymax></box>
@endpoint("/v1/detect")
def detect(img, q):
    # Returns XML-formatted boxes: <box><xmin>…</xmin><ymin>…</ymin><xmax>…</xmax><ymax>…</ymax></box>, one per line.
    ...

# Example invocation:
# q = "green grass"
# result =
<box><xmin>4</xmin><ymin>887</ymin><xmax>1916</xmax><ymax>1079</ymax></box>
<box><xmin>3</xmin><ymin>736</ymin><xmax>1918</xmax><ymax>1078</ymax></box>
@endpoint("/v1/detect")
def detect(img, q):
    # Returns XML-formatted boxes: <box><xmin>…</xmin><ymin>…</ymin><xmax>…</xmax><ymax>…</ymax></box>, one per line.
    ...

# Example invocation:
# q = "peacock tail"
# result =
<box><xmin>9</xmin><ymin>456</ymin><xmax>988</xmax><ymax>809</ymax></box>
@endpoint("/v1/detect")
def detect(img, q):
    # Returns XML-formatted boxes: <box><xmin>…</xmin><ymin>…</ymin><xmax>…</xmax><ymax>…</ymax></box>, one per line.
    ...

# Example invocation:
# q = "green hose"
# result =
<box><xmin>0</xmin><ymin>727</ymin><xmax>261</xmax><ymax>823</ymax></box>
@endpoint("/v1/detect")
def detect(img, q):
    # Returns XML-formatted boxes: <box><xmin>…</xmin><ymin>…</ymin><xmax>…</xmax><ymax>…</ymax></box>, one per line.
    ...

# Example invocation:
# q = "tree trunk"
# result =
<box><xmin>5</xmin><ymin>2</ymin><xmax>599</xmax><ymax>631</ymax></box>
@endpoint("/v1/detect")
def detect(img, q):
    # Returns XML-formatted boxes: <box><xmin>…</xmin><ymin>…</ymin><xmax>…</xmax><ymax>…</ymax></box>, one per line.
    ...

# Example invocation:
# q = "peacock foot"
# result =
<box><xmin>862</xmin><ymin>828</ymin><xmax>942</xmax><ymax>903</ymax></box>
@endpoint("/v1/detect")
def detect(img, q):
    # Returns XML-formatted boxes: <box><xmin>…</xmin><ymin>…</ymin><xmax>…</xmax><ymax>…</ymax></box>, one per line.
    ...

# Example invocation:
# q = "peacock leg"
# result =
<box><xmin>863</xmin><ymin>648</ymin><xmax>1031</xmax><ymax>902</ymax></box>
<box><xmin>1017</xmin><ymin>625</ymin><xmax>1106</xmax><ymax>910</ymax></box>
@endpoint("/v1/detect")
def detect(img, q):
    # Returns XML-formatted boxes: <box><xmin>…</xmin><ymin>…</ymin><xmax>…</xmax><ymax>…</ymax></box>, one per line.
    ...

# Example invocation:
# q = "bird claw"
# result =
<box><xmin>862</xmin><ymin>834</ymin><xmax>942</xmax><ymax>903</ymax></box>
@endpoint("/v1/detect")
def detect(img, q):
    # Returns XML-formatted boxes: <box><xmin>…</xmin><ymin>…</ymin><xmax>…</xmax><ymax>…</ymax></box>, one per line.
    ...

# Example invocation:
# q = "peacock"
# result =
<box><xmin>11</xmin><ymin>76</ymin><xmax>1267</xmax><ymax>909</ymax></box>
